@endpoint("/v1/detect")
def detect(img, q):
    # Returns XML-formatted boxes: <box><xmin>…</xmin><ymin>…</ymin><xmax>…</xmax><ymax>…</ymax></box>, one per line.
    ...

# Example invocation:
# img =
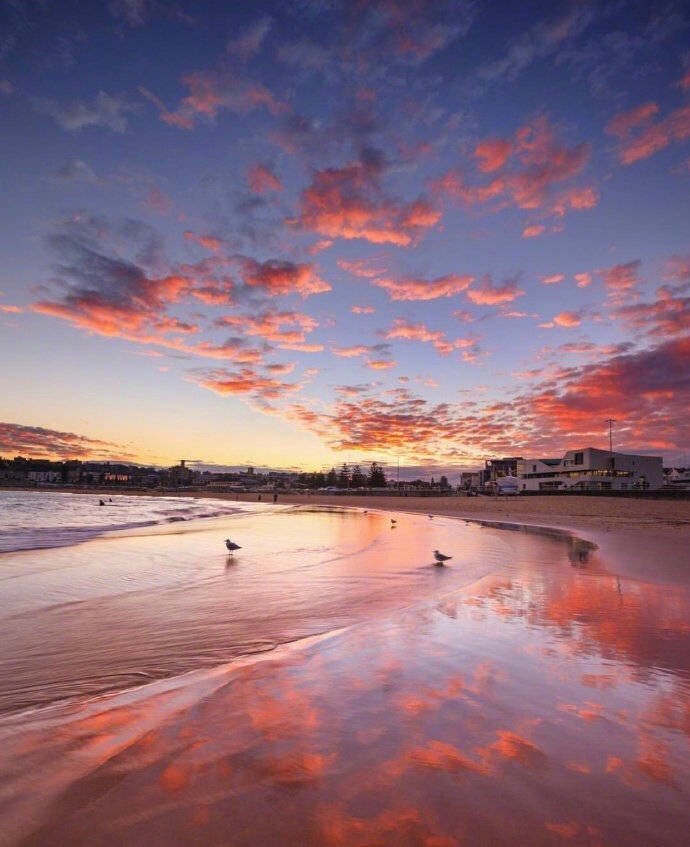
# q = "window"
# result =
<box><xmin>532</xmin><ymin>464</ymin><xmax>536</xmax><ymax>472</ymax></box>
<box><xmin>574</xmin><ymin>452</ymin><xmax>583</xmax><ymax>465</ymax></box>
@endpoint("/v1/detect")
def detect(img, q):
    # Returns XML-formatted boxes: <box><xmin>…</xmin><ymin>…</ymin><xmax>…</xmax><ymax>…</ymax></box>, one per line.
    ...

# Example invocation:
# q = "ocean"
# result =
<box><xmin>1</xmin><ymin>490</ymin><xmax>689</xmax><ymax>845</ymax></box>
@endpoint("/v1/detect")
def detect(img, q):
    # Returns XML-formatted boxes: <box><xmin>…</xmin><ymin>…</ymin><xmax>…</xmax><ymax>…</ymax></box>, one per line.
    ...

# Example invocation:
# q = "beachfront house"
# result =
<box><xmin>517</xmin><ymin>448</ymin><xmax>663</xmax><ymax>493</ymax></box>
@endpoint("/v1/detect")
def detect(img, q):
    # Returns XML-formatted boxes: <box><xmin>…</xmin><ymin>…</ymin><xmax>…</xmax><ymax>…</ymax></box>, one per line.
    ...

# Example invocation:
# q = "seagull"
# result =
<box><xmin>225</xmin><ymin>538</ymin><xmax>242</xmax><ymax>553</ymax></box>
<box><xmin>433</xmin><ymin>550</ymin><xmax>452</xmax><ymax>565</ymax></box>
<box><xmin>391</xmin><ymin>518</ymin><xmax>397</xmax><ymax>524</ymax></box>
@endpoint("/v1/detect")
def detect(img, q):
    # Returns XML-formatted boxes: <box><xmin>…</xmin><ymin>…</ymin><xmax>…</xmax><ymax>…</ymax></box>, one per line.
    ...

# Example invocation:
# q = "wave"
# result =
<box><xmin>0</xmin><ymin>502</ymin><xmax>248</xmax><ymax>554</ymax></box>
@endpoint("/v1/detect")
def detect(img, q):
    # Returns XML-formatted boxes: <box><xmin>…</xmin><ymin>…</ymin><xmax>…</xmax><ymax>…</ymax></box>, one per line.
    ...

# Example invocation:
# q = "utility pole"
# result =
<box><xmin>606</xmin><ymin>418</ymin><xmax>615</xmax><ymax>472</ymax></box>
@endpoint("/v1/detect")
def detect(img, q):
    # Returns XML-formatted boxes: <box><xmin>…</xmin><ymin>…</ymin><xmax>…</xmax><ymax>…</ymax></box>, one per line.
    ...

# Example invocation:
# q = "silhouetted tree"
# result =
<box><xmin>350</xmin><ymin>464</ymin><xmax>365</xmax><ymax>488</ymax></box>
<box><xmin>337</xmin><ymin>463</ymin><xmax>350</xmax><ymax>488</ymax></box>
<box><xmin>368</xmin><ymin>462</ymin><xmax>386</xmax><ymax>487</ymax></box>
<box><xmin>326</xmin><ymin>467</ymin><xmax>338</xmax><ymax>486</ymax></box>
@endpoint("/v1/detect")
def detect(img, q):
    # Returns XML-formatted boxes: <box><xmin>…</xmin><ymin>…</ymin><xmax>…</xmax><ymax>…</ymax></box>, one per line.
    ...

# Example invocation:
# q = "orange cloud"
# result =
<box><xmin>466</xmin><ymin>277</ymin><xmax>525</xmax><ymax>305</ymax></box>
<box><xmin>247</xmin><ymin>163</ymin><xmax>282</xmax><ymax>194</ymax></box>
<box><xmin>540</xmin><ymin>274</ymin><xmax>564</xmax><ymax>285</ymax></box>
<box><xmin>159</xmin><ymin>70</ymin><xmax>286</xmax><ymax>129</ymax></box>
<box><xmin>600</xmin><ymin>260</ymin><xmax>641</xmax><ymax>298</ymax></box>
<box><xmin>331</xmin><ymin>345</ymin><xmax>373</xmax><ymax>358</ymax></box>
<box><xmin>216</xmin><ymin>310</ymin><xmax>319</xmax><ymax>345</ymax></box>
<box><xmin>0</xmin><ymin>304</ymin><xmax>22</xmax><ymax>313</ymax></box>
<box><xmin>237</xmin><ymin>257</ymin><xmax>331</xmax><ymax>297</ymax></box>
<box><xmin>183</xmin><ymin>231</ymin><xmax>223</xmax><ymax>251</ymax></box>
<box><xmin>614</xmin><ymin>286</ymin><xmax>690</xmax><ymax>337</ymax></box>
<box><xmin>0</xmin><ymin>422</ymin><xmax>126</xmax><ymax>460</ymax></box>
<box><xmin>190</xmin><ymin>366</ymin><xmax>303</xmax><ymax>403</ymax></box>
<box><xmin>474</xmin><ymin>137</ymin><xmax>513</xmax><ymax>172</ymax></box>
<box><xmin>374</xmin><ymin>273</ymin><xmax>473</xmax><ymax>301</ymax></box>
<box><xmin>606</xmin><ymin>101</ymin><xmax>690</xmax><ymax>165</ymax></box>
<box><xmin>292</xmin><ymin>155</ymin><xmax>440</xmax><ymax>246</ymax></box>
<box><xmin>366</xmin><ymin>359</ymin><xmax>397</xmax><ymax>370</ymax></box>
<box><xmin>337</xmin><ymin>258</ymin><xmax>387</xmax><ymax>278</ymax></box>
<box><xmin>547</xmin><ymin>311</ymin><xmax>582</xmax><ymax>328</ymax></box>
<box><xmin>522</xmin><ymin>224</ymin><xmax>545</xmax><ymax>238</ymax></box>
<box><xmin>574</xmin><ymin>272</ymin><xmax>592</xmax><ymax>288</ymax></box>
<box><xmin>433</xmin><ymin>117</ymin><xmax>597</xmax><ymax>238</ymax></box>
<box><xmin>383</xmin><ymin>318</ymin><xmax>476</xmax><ymax>355</ymax></box>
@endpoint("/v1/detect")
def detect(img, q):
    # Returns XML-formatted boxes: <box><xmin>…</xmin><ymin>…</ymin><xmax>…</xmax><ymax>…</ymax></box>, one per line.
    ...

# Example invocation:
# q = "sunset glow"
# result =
<box><xmin>1</xmin><ymin>1</ymin><xmax>688</xmax><ymax>469</ymax></box>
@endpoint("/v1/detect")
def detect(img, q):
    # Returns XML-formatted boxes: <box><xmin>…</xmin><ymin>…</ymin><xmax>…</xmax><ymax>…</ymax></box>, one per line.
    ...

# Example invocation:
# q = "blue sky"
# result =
<box><xmin>1</xmin><ymin>0</ymin><xmax>689</xmax><ymax>472</ymax></box>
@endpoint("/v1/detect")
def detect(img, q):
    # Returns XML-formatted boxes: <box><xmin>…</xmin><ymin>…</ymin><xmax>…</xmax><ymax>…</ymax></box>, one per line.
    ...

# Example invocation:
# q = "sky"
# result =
<box><xmin>0</xmin><ymin>0</ymin><xmax>689</xmax><ymax>474</ymax></box>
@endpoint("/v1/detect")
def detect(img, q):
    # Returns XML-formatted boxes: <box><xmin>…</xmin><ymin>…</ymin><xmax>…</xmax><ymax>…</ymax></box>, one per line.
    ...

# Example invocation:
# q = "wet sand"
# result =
<box><xmin>1</xmin><ymin>498</ymin><xmax>689</xmax><ymax>845</ymax></box>
<box><xmin>228</xmin><ymin>491</ymin><xmax>690</xmax><ymax>540</ymax></box>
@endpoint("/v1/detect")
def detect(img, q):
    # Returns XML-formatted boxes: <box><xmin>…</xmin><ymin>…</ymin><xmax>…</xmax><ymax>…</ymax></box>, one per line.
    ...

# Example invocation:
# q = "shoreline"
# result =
<box><xmin>3</xmin><ymin>486</ymin><xmax>690</xmax><ymax>541</ymax></box>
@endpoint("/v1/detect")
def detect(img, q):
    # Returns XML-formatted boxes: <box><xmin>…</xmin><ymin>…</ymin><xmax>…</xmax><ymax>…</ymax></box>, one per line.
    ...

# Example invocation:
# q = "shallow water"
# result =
<box><xmin>1</xmin><ymin>494</ymin><xmax>689</xmax><ymax>845</ymax></box>
<box><xmin>0</xmin><ymin>490</ymin><xmax>248</xmax><ymax>552</ymax></box>
<box><xmin>0</xmin><ymin>501</ymin><xmax>516</xmax><ymax>714</ymax></box>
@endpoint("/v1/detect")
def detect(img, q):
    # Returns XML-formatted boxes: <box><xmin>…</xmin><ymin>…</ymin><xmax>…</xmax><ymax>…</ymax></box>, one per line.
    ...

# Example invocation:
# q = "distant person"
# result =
<box><xmin>98</xmin><ymin>499</ymin><xmax>105</xmax><ymax>506</ymax></box>
<box><xmin>273</xmin><ymin>493</ymin><xmax>278</xmax><ymax>503</ymax></box>
<box><xmin>258</xmin><ymin>494</ymin><xmax>262</xmax><ymax>501</ymax></box>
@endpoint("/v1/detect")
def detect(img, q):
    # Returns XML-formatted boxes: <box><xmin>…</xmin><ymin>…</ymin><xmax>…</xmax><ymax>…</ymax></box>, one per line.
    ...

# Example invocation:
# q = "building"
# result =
<box><xmin>517</xmin><ymin>448</ymin><xmax>663</xmax><ymax>492</ymax></box>
<box><xmin>27</xmin><ymin>470</ymin><xmax>61</xmax><ymax>484</ymax></box>
<box><xmin>482</xmin><ymin>457</ymin><xmax>523</xmax><ymax>487</ymax></box>
<box><xmin>664</xmin><ymin>467</ymin><xmax>690</xmax><ymax>490</ymax></box>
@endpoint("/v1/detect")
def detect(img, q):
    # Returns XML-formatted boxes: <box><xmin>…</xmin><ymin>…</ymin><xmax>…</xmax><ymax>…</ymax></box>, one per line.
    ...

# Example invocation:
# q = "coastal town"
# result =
<box><xmin>2</xmin><ymin>447</ymin><xmax>688</xmax><ymax>495</ymax></box>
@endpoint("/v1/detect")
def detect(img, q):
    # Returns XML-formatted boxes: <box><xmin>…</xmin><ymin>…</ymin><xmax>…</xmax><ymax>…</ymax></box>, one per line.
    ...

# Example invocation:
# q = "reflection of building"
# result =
<box><xmin>518</xmin><ymin>448</ymin><xmax>663</xmax><ymax>492</ymax></box>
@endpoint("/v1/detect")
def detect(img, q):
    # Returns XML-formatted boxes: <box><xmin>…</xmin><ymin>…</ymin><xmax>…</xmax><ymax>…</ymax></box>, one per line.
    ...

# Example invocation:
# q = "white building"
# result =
<box><xmin>665</xmin><ymin>468</ymin><xmax>690</xmax><ymax>490</ymax></box>
<box><xmin>517</xmin><ymin>448</ymin><xmax>663</xmax><ymax>493</ymax></box>
<box><xmin>27</xmin><ymin>470</ymin><xmax>61</xmax><ymax>483</ymax></box>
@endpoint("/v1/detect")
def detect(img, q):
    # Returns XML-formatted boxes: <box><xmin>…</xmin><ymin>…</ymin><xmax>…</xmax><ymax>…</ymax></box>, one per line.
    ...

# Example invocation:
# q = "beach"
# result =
<box><xmin>1</xmin><ymin>491</ymin><xmax>689</xmax><ymax>845</ymax></box>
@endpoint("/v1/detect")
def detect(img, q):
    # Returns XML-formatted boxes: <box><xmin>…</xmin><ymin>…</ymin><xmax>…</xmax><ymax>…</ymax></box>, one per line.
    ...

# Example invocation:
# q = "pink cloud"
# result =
<box><xmin>614</xmin><ymin>286</ymin><xmax>690</xmax><ymax>337</ymax></box>
<box><xmin>540</xmin><ymin>274</ymin><xmax>564</xmax><ymax>285</ymax></box>
<box><xmin>522</xmin><ymin>224</ymin><xmax>545</xmax><ymax>238</ymax></box>
<box><xmin>216</xmin><ymin>310</ymin><xmax>319</xmax><ymax>345</ymax></box>
<box><xmin>0</xmin><ymin>304</ymin><xmax>23</xmax><ymax>313</ymax></box>
<box><xmin>292</xmin><ymin>155</ymin><xmax>440</xmax><ymax>246</ymax></box>
<box><xmin>366</xmin><ymin>359</ymin><xmax>397</xmax><ymax>371</ymax></box>
<box><xmin>237</xmin><ymin>257</ymin><xmax>331</xmax><ymax>297</ymax></box>
<box><xmin>0</xmin><ymin>422</ymin><xmax>126</xmax><ymax>460</ymax></box>
<box><xmin>606</xmin><ymin>101</ymin><xmax>690</xmax><ymax>165</ymax></box>
<box><xmin>433</xmin><ymin>117</ymin><xmax>595</xmax><ymax>232</ymax></box>
<box><xmin>183</xmin><ymin>231</ymin><xmax>223</xmax><ymax>252</ymax></box>
<box><xmin>383</xmin><ymin>318</ymin><xmax>476</xmax><ymax>356</ymax></box>
<box><xmin>337</xmin><ymin>258</ymin><xmax>387</xmax><ymax>278</ymax></box>
<box><xmin>474</xmin><ymin>138</ymin><xmax>513</xmax><ymax>172</ymax></box>
<box><xmin>191</xmin><ymin>366</ymin><xmax>302</xmax><ymax>403</ymax></box>
<box><xmin>540</xmin><ymin>311</ymin><xmax>582</xmax><ymax>328</ymax></box>
<box><xmin>600</xmin><ymin>260</ymin><xmax>642</xmax><ymax>299</ymax></box>
<box><xmin>160</xmin><ymin>70</ymin><xmax>286</xmax><ymax>130</ymax></box>
<box><xmin>574</xmin><ymin>272</ymin><xmax>592</xmax><ymax>288</ymax></box>
<box><xmin>247</xmin><ymin>163</ymin><xmax>283</xmax><ymax>194</ymax></box>
<box><xmin>466</xmin><ymin>277</ymin><xmax>525</xmax><ymax>305</ymax></box>
<box><xmin>351</xmin><ymin>305</ymin><xmax>375</xmax><ymax>314</ymax></box>
<box><xmin>374</xmin><ymin>273</ymin><xmax>474</xmax><ymax>301</ymax></box>
<box><xmin>331</xmin><ymin>345</ymin><xmax>373</xmax><ymax>358</ymax></box>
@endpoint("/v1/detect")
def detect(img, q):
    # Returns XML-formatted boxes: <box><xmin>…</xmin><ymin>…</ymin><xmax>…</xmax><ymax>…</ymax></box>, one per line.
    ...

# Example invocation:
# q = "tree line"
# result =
<box><xmin>297</xmin><ymin>462</ymin><xmax>387</xmax><ymax>489</ymax></box>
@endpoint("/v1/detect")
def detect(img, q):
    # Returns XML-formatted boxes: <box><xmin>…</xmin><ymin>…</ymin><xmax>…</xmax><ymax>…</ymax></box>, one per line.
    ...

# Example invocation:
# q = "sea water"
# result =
<box><xmin>2</xmin><ymin>490</ymin><xmax>690</xmax><ymax>846</ymax></box>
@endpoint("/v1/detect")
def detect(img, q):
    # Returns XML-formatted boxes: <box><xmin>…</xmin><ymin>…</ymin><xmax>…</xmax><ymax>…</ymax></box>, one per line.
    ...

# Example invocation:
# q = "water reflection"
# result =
<box><xmin>0</xmin><ymin>511</ymin><xmax>689</xmax><ymax>845</ymax></box>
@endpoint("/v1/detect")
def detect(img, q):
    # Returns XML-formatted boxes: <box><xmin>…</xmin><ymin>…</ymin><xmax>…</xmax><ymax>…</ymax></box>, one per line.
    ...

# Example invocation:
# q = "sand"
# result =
<box><xmin>227</xmin><ymin>491</ymin><xmax>690</xmax><ymax>540</ymax></box>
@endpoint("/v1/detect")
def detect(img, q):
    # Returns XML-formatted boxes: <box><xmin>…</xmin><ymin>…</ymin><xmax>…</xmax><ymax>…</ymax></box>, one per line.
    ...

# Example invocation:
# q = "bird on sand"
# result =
<box><xmin>433</xmin><ymin>550</ymin><xmax>452</xmax><ymax>565</ymax></box>
<box><xmin>225</xmin><ymin>539</ymin><xmax>242</xmax><ymax>552</ymax></box>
